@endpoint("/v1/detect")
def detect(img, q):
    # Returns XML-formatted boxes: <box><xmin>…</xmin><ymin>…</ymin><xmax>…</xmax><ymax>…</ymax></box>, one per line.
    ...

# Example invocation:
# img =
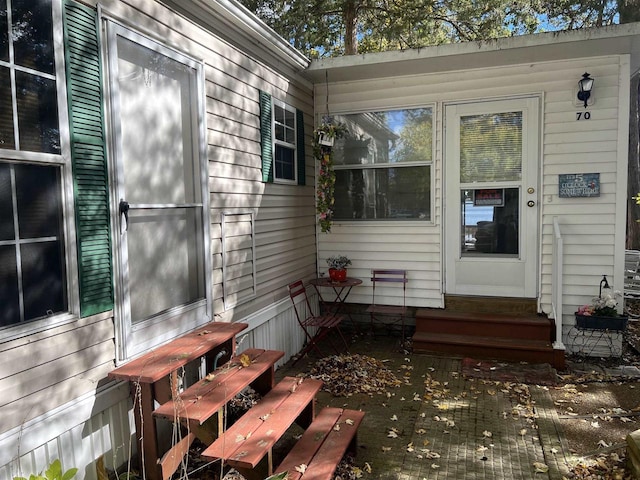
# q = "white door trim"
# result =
<box><xmin>444</xmin><ymin>97</ymin><xmax>540</xmax><ymax>298</ymax></box>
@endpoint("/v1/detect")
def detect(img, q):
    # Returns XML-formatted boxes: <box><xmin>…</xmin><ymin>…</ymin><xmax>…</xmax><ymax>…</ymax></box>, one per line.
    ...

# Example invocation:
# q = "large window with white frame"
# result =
<box><xmin>272</xmin><ymin>99</ymin><xmax>297</xmax><ymax>183</ymax></box>
<box><xmin>0</xmin><ymin>0</ymin><xmax>71</xmax><ymax>329</ymax></box>
<box><xmin>332</xmin><ymin>108</ymin><xmax>433</xmax><ymax>221</ymax></box>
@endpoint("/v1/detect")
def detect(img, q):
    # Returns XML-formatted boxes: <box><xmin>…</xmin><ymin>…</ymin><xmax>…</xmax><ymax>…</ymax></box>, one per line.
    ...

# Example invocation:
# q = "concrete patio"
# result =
<box><xmin>269</xmin><ymin>333</ymin><xmax>640</xmax><ymax>479</ymax></box>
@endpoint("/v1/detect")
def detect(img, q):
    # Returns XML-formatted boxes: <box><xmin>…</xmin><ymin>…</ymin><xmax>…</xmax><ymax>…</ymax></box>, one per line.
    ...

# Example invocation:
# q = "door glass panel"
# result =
<box><xmin>461</xmin><ymin>188</ymin><xmax>519</xmax><ymax>256</ymax></box>
<box><xmin>460</xmin><ymin>111</ymin><xmax>522</xmax><ymax>183</ymax></box>
<box><xmin>117</xmin><ymin>35</ymin><xmax>198</xmax><ymax>205</ymax></box>
<box><xmin>127</xmin><ymin>208</ymin><xmax>204</xmax><ymax>322</ymax></box>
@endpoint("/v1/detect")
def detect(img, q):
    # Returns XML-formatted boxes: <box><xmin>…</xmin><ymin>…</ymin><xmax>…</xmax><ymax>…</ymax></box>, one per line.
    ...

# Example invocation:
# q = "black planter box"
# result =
<box><xmin>575</xmin><ymin>314</ymin><xmax>628</xmax><ymax>331</ymax></box>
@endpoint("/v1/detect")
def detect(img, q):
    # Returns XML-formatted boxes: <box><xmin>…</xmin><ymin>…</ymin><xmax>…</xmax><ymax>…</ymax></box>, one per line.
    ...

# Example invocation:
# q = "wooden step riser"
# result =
<box><xmin>414</xmin><ymin>317</ymin><xmax>552</xmax><ymax>341</ymax></box>
<box><xmin>413</xmin><ymin>339</ymin><xmax>557</xmax><ymax>365</ymax></box>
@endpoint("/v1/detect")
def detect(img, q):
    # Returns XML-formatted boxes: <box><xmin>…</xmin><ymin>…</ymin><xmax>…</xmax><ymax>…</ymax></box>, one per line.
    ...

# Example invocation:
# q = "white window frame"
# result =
<box><xmin>331</xmin><ymin>106</ymin><xmax>435</xmax><ymax>223</ymax></box>
<box><xmin>271</xmin><ymin>98</ymin><xmax>297</xmax><ymax>184</ymax></box>
<box><xmin>0</xmin><ymin>0</ymin><xmax>79</xmax><ymax>342</ymax></box>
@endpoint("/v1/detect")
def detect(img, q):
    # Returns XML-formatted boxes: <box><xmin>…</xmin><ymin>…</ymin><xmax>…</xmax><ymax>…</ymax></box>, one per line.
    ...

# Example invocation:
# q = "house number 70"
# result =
<box><xmin>576</xmin><ymin>111</ymin><xmax>591</xmax><ymax>120</ymax></box>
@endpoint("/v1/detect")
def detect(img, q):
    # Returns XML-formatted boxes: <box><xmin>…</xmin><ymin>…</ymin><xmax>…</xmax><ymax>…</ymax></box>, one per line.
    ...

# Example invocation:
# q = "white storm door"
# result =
<box><xmin>444</xmin><ymin>98</ymin><xmax>539</xmax><ymax>298</ymax></box>
<box><xmin>106</xmin><ymin>23</ymin><xmax>210</xmax><ymax>360</ymax></box>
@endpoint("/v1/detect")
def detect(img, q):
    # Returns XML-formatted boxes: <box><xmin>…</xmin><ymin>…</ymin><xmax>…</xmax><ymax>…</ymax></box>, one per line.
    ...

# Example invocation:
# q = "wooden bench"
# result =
<box><xmin>201</xmin><ymin>376</ymin><xmax>323</xmax><ymax>480</ymax></box>
<box><xmin>108</xmin><ymin>321</ymin><xmax>249</xmax><ymax>480</ymax></box>
<box><xmin>275</xmin><ymin>407</ymin><xmax>365</xmax><ymax>480</ymax></box>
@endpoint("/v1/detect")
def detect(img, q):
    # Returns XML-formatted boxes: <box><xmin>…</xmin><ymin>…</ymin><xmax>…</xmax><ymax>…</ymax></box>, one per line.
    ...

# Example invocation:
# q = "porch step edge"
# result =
<box><xmin>412</xmin><ymin>332</ymin><xmax>553</xmax><ymax>352</ymax></box>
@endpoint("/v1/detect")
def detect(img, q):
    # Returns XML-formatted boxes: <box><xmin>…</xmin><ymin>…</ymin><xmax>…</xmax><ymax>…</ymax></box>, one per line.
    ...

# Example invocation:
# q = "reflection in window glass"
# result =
<box><xmin>461</xmin><ymin>188</ymin><xmax>519</xmax><ymax>256</ymax></box>
<box><xmin>0</xmin><ymin>162</ymin><xmax>67</xmax><ymax>327</ymax></box>
<box><xmin>11</xmin><ymin>0</ymin><xmax>55</xmax><ymax>74</ymax></box>
<box><xmin>0</xmin><ymin>0</ymin><xmax>8</xmax><ymax>62</ymax></box>
<box><xmin>334</xmin><ymin>166</ymin><xmax>431</xmax><ymax>220</ymax></box>
<box><xmin>16</xmin><ymin>70</ymin><xmax>60</xmax><ymax>153</ymax></box>
<box><xmin>331</xmin><ymin>108</ymin><xmax>433</xmax><ymax>221</ymax></box>
<box><xmin>0</xmin><ymin>66</ymin><xmax>15</xmax><ymax>149</ymax></box>
<box><xmin>275</xmin><ymin>144</ymin><xmax>295</xmax><ymax>181</ymax></box>
<box><xmin>460</xmin><ymin>112</ymin><xmax>522</xmax><ymax>183</ymax></box>
<box><xmin>333</xmin><ymin>108</ymin><xmax>432</xmax><ymax>166</ymax></box>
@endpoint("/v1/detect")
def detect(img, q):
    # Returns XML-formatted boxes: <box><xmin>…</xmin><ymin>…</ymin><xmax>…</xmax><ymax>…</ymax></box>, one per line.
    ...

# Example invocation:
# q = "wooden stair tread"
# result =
<box><xmin>276</xmin><ymin>408</ymin><xmax>365</xmax><ymax>480</ymax></box>
<box><xmin>109</xmin><ymin>322</ymin><xmax>248</xmax><ymax>383</ymax></box>
<box><xmin>201</xmin><ymin>376</ymin><xmax>323</xmax><ymax>469</ymax></box>
<box><xmin>153</xmin><ymin>348</ymin><xmax>284</xmax><ymax>423</ymax></box>
<box><xmin>416</xmin><ymin>309</ymin><xmax>548</xmax><ymax>325</ymax></box>
<box><xmin>413</xmin><ymin>332</ymin><xmax>552</xmax><ymax>351</ymax></box>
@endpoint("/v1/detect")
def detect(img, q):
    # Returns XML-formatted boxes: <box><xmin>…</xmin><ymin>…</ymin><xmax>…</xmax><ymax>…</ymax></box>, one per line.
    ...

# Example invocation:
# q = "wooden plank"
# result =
<box><xmin>153</xmin><ymin>349</ymin><xmax>284</xmax><ymax>423</ymax></box>
<box><xmin>201</xmin><ymin>377</ymin><xmax>322</xmax><ymax>468</ymax></box>
<box><xmin>108</xmin><ymin>322</ymin><xmax>248</xmax><ymax>383</ymax></box>
<box><xmin>158</xmin><ymin>432</ymin><xmax>196</xmax><ymax>480</ymax></box>
<box><xmin>277</xmin><ymin>408</ymin><xmax>365</xmax><ymax>480</ymax></box>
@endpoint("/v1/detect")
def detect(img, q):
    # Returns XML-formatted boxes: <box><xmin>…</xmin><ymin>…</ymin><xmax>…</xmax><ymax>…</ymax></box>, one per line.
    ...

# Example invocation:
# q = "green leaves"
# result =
<box><xmin>13</xmin><ymin>459</ymin><xmax>78</xmax><ymax>480</ymax></box>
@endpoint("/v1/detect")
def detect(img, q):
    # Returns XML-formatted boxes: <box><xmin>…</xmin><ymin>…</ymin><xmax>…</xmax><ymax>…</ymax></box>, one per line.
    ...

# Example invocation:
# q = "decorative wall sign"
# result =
<box><xmin>559</xmin><ymin>173</ymin><xmax>600</xmax><ymax>198</ymax></box>
<box><xmin>474</xmin><ymin>189</ymin><xmax>504</xmax><ymax>206</ymax></box>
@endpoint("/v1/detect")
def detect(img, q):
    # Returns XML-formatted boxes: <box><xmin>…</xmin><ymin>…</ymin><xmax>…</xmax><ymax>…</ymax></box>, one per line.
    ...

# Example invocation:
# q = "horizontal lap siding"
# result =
<box><xmin>0</xmin><ymin>313</ymin><xmax>114</xmax><ymax>433</ymax></box>
<box><xmin>319</xmin><ymin>55</ymin><xmax>625</xmax><ymax>310</ymax></box>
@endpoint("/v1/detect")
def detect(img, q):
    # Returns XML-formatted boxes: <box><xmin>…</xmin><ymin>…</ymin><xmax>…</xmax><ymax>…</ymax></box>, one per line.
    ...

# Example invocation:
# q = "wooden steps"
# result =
<box><xmin>413</xmin><ymin>308</ymin><xmax>564</xmax><ymax>368</ymax></box>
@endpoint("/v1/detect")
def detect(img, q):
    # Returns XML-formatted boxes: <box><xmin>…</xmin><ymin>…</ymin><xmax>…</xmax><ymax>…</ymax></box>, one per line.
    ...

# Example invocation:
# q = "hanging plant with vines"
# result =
<box><xmin>314</xmin><ymin>118</ymin><xmax>346</xmax><ymax>233</ymax></box>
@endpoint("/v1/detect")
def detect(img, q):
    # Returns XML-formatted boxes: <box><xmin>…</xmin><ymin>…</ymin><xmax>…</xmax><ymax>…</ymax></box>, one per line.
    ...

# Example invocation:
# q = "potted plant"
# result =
<box><xmin>326</xmin><ymin>255</ymin><xmax>351</xmax><ymax>282</ymax></box>
<box><xmin>575</xmin><ymin>275</ymin><xmax>628</xmax><ymax>331</ymax></box>
<box><xmin>314</xmin><ymin>117</ymin><xmax>346</xmax><ymax>233</ymax></box>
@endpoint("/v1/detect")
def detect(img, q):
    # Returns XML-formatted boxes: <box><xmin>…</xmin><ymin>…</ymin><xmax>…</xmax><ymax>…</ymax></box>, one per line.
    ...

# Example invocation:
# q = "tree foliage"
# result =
<box><xmin>240</xmin><ymin>0</ymin><xmax>636</xmax><ymax>57</ymax></box>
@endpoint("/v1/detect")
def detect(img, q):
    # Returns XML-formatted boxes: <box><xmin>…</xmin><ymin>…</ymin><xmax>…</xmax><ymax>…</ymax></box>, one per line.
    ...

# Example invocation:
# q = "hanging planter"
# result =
<box><xmin>575</xmin><ymin>274</ymin><xmax>628</xmax><ymax>331</ymax></box>
<box><xmin>314</xmin><ymin>118</ymin><xmax>346</xmax><ymax>233</ymax></box>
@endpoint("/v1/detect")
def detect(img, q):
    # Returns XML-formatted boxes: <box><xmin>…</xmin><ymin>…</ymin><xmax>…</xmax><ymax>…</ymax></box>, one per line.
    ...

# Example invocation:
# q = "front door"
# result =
<box><xmin>444</xmin><ymin>98</ymin><xmax>539</xmax><ymax>297</ymax></box>
<box><xmin>105</xmin><ymin>23</ymin><xmax>210</xmax><ymax>360</ymax></box>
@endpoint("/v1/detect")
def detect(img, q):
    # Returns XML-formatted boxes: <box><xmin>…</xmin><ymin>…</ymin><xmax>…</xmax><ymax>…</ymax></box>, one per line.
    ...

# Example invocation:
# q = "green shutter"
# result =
<box><xmin>296</xmin><ymin>109</ymin><xmax>305</xmax><ymax>186</ymax></box>
<box><xmin>259</xmin><ymin>90</ymin><xmax>273</xmax><ymax>183</ymax></box>
<box><xmin>63</xmin><ymin>0</ymin><xmax>113</xmax><ymax>317</ymax></box>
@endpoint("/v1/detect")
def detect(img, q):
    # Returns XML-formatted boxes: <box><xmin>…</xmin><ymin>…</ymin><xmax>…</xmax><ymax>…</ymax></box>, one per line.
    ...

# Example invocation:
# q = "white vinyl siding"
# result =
<box><xmin>317</xmin><ymin>55</ymin><xmax>628</xmax><ymax>312</ymax></box>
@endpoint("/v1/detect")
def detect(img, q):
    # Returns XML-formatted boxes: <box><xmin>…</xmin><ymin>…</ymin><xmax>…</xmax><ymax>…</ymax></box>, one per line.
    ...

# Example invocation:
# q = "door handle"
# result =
<box><xmin>119</xmin><ymin>199</ymin><xmax>130</xmax><ymax>233</ymax></box>
<box><xmin>527</xmin><ymin>200</ymin><xmax>535</xmax><ymax>207</ymax></box>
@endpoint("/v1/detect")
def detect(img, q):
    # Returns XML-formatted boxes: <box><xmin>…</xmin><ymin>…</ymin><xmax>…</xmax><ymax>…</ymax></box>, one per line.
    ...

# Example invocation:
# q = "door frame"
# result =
<box><xmin>443</xmin><ymin>96</ymin><xmax>541</xmax><ymax>298</ymax></box>
<box><xmin>102</xmin><ymin>19</ymin><xmax>212</xmax><ymax>362</ymax></box>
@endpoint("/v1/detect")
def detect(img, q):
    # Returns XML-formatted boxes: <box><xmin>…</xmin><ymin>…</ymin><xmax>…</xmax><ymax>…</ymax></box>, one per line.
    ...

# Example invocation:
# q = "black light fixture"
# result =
<box><xmin>599</xmin><ymin>274</ymin><xmax>610</xmax><ymax>299</ymax></box>
<box><xmin>577</xmin><ymin>72</ymin><xmax>594</xmax><ymax>108</ymax></box>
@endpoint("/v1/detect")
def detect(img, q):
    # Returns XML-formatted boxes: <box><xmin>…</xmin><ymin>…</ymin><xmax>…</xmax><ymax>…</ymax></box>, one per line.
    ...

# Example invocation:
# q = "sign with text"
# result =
<box><xmin>473</xmin><ymin>189</ymin><xmax>504</xmax><ymax>207</ymax></box>
<box><xmin>558</xmin><ymin>173</ymin><xmax>600</xmax><ymax>198</ymax></box>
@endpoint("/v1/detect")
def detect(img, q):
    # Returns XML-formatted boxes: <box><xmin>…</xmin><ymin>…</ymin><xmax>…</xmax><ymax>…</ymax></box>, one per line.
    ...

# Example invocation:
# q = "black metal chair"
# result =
<box><xmin>367</xmin><ymin>269</ymin><xmax>408</xmax><ymax>338</ymax></box>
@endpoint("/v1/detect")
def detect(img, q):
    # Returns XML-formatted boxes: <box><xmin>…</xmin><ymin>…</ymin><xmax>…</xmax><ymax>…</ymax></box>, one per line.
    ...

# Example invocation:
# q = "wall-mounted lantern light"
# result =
<box><xmin>577</xmin><ymin>72</ymin><xmax>594</xmax><ymax>108</ymax></box>
<box><xmin>599</xmin><ymin>274</ymin><xmax>610</xmax><ymax>299</ymax></box>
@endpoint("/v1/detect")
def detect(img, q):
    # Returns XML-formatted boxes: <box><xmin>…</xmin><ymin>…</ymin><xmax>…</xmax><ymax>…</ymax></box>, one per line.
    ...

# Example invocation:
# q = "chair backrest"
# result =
<box><xmin>288</xmin><ymin>280</ymin><xmax>314</xmax><ymax>324</ymax></box>
<box><xmin>371</xmin><ymin>269</ymin><xmax>407</xmax><ymax>306</ymax></box>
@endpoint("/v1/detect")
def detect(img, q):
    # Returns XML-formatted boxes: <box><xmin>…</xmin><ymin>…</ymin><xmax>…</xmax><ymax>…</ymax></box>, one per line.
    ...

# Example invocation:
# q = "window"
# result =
<box><xmin>0</xmin><ymin>0</ymin><xmax>82</xmax><ymax>333</ymax></box>
<box><xmin>0</xmin><ymin>162</ymin><xmax>67</xmax><ymax>326</ymax></box>
<box><xmin>273</xmin><ymin>101</ymin><xmax>296</xmax><ymax>182</ymax></box>
<box><xmin>0</xmin><ymin>0</ymin><xmax>60</xmax><ymax>153</ymax></box>
<box><xmin>332</xmin><ymin>108</ymin><xmax>433</xmax><ymax>221</ymax></box>
<box><xmin>259</xmin><ymin>90</ymin><xmax>306</xmax><ymax>185</ymax></box>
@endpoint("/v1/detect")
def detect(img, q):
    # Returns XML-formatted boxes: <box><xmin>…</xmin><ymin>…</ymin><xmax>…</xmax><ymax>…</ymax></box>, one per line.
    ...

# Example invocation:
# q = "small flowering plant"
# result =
<box><xmin>326</xmin><ymin>255</ymin><xmax>352</xmax><ymax>270</ymax></box>
<box><xmin>577</xmin><ymin>289</ymin><xmax>622</xmax><ymax>317</ymax></box>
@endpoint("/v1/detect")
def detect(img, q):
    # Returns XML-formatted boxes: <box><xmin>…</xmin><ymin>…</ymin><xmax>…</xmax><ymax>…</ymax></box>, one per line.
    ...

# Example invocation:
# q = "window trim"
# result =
<box><xmin>0</xmin><ymin>0</ymin><xmax>79</xmax><ymax>342</ymax></box>
<box><xmin>329</xmin><ymin>106</ymin><xmax>436</xmax><ymax>224</ymax></box>
<box><xmin>271</xmin><ymin>97</ymin><xmax>298</xmax><ymax>185</ymax></box>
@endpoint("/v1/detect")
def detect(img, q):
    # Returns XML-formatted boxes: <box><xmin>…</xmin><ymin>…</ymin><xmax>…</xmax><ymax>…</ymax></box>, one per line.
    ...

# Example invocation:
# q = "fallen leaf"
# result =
<box><xmin>295</xmin><ymin>464</ymin><xmax>307</xmax><ymax>474</ymax></box>
<box><xmin>550</xmin><ymin>447</ymin><xmax>559</xmax><ymax>454</ymax></box>
<box><xmin>387</xmin><ymin>430</ymin><xmax>398</xmax><ymax>438</ymax></box>
<box><xmin>381</xmin><ymin>446</ymin><xmax>391</xmax><ymax>452</ymax></box>
<box><xmin>483</xmin><ymin>430</ymin><xmax>492</xmax><ymax>438</ymax></box>
<box><xmin>431</xmin><ymin>464</ymin><xmax>440</xmax><ymax>469</ymax></box>
<box><xmin>364</xmin><ymin>462</ymin><xmax>372</xmax><ymax>473</ymax></box>
<box><xmin>533</xmin><ymin>462</ymin><xmax>549</xmax><ymax>473</ymax></box>
<box><xmin>205</xmin><ymin>373</ymin><xmax>216</xmax><ymax>382</ymax></box>
<box><xmin>345</xmin><ymin>418</ymin><xmax>355</xmax><ymax>425</ymax></box>
<box><xmin>333</xmin><ymin>423</ymin><xmax>341</xmax><ymax>431</ymax></box>
<box><xmin>390</xmin><ymin>414</ymin><xmax>398</xmax><ymax>421</ymax></box>
<box><xmin>520</xmin><ymin>429</ymin><xmax>527</xmax><ymax>436</ymax></box>
<box><xmin>239</xmin><ymin>353</ymin><xmax>251</xmax><ymax>367</ymax></box>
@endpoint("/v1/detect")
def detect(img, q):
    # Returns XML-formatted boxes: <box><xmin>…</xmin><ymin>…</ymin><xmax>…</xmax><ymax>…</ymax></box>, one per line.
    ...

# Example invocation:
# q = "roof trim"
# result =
<box><xmin>304</xmin><ymin>22</ymin><xmax>640</xmax><ymax>83</ymax></box>
<box><xmin>162</xmin><ymin>0</ymin><xmax>310</xmax><ymax>72</ymax></box>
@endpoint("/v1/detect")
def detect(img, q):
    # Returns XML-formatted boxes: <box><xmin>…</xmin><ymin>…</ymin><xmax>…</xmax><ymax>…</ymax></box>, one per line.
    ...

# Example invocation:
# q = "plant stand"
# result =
<box><xmin>567</xmin><ymin>316</ymin><xmax>628</xmax><ymax>358</ymax></box>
